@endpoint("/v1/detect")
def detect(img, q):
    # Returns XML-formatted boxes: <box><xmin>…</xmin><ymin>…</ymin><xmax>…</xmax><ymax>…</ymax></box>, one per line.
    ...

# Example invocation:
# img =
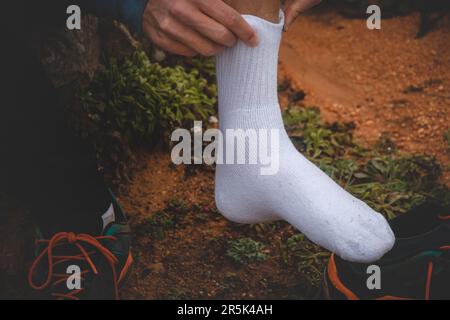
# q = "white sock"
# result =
<box><xmin>215</xmin><ymin>12</ymin><xmax>395</xmax><ymax>263</ymax></box>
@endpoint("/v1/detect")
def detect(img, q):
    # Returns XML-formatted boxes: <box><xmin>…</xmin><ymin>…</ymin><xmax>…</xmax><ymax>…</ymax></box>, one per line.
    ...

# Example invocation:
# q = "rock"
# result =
<box><xmin>36</xmin><ymin>14</ymin><xmax>101</xmax><ymax>88</ymax></box>
<box><xmin>208</xmin><ymin>116</ymin><xmax>218</xmax><ymax>124</ymax></box>
<box><xmin>100</xmin><ymin>20</ymin><xmax>141</xmax><ymax>61</ymax></box>
<box><xmin>33</xmin><ymin>16</ymin><xmax>145</xmax><ymax>92</ymax></box>
<box><xmin>153</xmin><ymin>49</ymin><xmax>166</xmax><ymax>62</ymax></box>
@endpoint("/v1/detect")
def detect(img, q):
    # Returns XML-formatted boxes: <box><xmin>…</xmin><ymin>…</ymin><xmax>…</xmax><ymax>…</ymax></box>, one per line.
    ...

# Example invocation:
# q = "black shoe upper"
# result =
<box><xmin>326</xmin><ymin>202</ymin><xmax>450</xmax><ymax>300</ymax></box>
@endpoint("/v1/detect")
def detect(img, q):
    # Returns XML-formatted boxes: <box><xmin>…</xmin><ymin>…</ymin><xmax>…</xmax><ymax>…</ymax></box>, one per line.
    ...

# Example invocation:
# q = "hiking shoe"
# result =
<box><xmin>324</xmin><ymin>202</ymin><xmax>450</xmax><ymax>300</ymax></box>
<box><xmin>28</xmin><ymin>191</ymin><xmax>133</xmax><ymax>300</ymax></box>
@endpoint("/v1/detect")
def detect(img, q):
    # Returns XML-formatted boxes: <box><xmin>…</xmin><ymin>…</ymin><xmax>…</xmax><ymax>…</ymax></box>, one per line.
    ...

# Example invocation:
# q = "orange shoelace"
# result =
<box><xmin>28</xmin><ymin>232</ymin><xmax>120</xmax><ymax>300</ymax></box>
<box><xmin>424</xmin><ymin>245</ymin><xmax>449</xmax><ymax>300</ymax></box>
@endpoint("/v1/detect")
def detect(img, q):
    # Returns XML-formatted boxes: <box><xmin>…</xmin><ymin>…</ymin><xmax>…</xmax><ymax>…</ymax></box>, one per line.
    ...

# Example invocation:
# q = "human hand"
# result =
<box><xmin>142</xmin><ymin>0</ymin><xmax>259</xmax><ymax>57</ymax></box>
<box><xmin>284</xmin><ymin>0</ymin><xmax>322</xmax><ymax>31</ymax></box>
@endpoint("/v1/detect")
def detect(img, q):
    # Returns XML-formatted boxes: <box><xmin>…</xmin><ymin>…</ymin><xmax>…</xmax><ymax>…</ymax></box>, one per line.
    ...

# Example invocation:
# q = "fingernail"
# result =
<box><xmin>249</xmin><ymin>34</ymin><xmax>259</xmax><ymax>47</ymax></box>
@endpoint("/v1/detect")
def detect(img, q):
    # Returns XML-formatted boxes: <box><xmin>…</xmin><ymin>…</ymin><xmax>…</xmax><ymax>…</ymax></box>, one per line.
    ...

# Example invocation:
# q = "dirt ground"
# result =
<box><xmin>121</xmin><ymin>153</ymin><xmax>313</xmax><ymax>299</ymax></box>
<box><xmin>279</xmin><ymin>9</ymin><xmax>450</xmax><ymax>185</ymax></box>
<box><xmin>120</xmin><ymin>10</ymin><xmax>450</xmax><ymax>299</ymax></box>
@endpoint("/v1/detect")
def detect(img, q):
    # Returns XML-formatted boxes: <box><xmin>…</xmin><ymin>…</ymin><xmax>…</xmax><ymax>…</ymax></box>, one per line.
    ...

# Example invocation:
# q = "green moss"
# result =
<box><xmin>227</xmin><ymin>238</ymin><xmax>268</xmax><ymax>265</ymax></box>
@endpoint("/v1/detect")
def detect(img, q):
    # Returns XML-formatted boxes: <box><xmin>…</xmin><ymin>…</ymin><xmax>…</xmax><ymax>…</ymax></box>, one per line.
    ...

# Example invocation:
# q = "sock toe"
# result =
<box><xmin>338</xmin><ymin>214</ymin><xmax>395</xmax><ymax>263</ymax></box>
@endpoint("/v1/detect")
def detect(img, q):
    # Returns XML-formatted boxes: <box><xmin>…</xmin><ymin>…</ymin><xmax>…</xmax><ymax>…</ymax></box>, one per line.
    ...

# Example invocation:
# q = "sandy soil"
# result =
<box><xmin>279</xmin><ymin>9</ymin><xmax>450</xmax><ymax>184</ymax></box>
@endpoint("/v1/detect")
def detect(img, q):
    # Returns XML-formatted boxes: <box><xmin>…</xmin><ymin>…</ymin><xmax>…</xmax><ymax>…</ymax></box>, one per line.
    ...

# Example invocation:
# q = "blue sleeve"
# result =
<box><xmin>80</xmin><ymin>0</ymin><xmax>148</xmax><ymax>34</ymax></box>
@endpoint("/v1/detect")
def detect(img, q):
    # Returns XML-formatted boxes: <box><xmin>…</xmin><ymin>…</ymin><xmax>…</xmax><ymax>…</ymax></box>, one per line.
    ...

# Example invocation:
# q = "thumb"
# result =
<box><xmin>284</xmin><ymin>0</ymin><xmax>322</xmax><ymax>31</ymax></box>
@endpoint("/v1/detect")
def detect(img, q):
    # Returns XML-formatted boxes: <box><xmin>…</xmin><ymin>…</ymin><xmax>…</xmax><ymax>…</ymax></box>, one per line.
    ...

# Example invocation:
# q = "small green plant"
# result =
<box><xmin>165</xmin><ymin>198</ymin><xmax>190</xmax><ymax>215</ymax></box>
<box><xmin>82</xmin><ymin>50</ymin><xmax>216</xmax><ymax>145</ymax></box>
<box><xmin>281</xmin><ymin>234</ymin><xmax>330</xmax><ymax>289</ymax></box>
<box><xmin>283</xmin><ymin>106</ymin><xmax>361</xmax><ymax>159</ymax></box>
<box><xmin>226</xmin><ymin>238</ymin><xmax>268</xmax><ymax>265</ymax></box>
<box><xmin>138</xmin><ymin>211</ymin><xmax>176</xmax><ymax>240</ymax></box>
<box><xmin>283</xmin><ymin>106</ymin><xmax>450</xmax><ymax>220</ymax></box>
<box><xmin>162</xmin><ymin>56</ymin><xmax>217</xmax><ymax>84</ymax></box>
<box><xmin>136</xmin><ymin>199</ymin><xmax>187</xmax><ymax>240</ymax></box>
<box><xmin>79</xmin><ymin>50</ymin><xmax>217</xmax><ymax>184</ymax></box>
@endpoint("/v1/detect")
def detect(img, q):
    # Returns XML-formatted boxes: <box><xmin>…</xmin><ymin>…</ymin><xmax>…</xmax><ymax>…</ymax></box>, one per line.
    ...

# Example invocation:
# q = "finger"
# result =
<box><xmin>284</xmin><ymin>0</ymin><xmax>322</xmax><ymax>31</ymax></box>
<box><xmin>198</xmin><ymin>0</ymin><xmax>259</xmax><ymax>47</ymax></box>
<box><xmin>144</xmin><ymin>24</ymin><xmax>197</xmax><ymax>57</ymax></box>
<box><xmin>168</xmin><ymin>1</ymin><xmax>237</xmax><ymax>47</ymax></box>
<box><xmin>283</xmin><ymin>0</ymin><xmax>298</xmax><ymax>30</ymax></box>
<box><xmin>159</xmin><ymin>16</ymin><xmax>225</xmax><ymax>56</ymax></box>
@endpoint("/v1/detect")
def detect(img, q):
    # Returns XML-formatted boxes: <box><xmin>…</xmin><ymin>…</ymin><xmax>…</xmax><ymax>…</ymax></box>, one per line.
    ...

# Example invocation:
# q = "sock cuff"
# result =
<box><xmin>216</xmin><ymin>11</ymin><xmax>284</xmax><ymax>111</ymax></box>
<box><xmin>241</xmin><ymin>10</ymin><xmax>285</xmax><ymax>48</ymax></box>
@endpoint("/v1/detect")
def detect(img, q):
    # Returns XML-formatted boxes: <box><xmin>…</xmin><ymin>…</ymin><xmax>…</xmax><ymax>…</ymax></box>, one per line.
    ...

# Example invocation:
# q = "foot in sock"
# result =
<box><xmin>214</xmin><ymin>12</ymin><xmax>395</xmax><ymax>263</ymax></box>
